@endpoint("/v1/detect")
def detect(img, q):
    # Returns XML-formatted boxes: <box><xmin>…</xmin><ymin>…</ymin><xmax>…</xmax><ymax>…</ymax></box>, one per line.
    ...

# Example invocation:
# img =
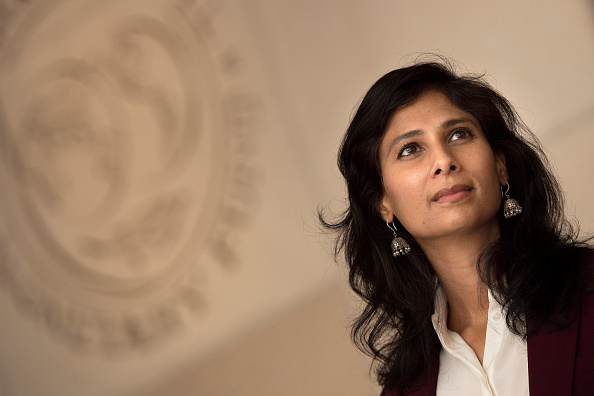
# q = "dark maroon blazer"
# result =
<box><xmin>381</xmin><ymin>264</ymin><xmax>594</xmax><ymax>395</ymax></box>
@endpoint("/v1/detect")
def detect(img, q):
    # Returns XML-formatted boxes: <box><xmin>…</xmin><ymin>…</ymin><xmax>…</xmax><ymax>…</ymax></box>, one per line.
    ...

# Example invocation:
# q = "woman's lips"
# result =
<box><xmin>433</xmin><ymin>184</ymin><xmax>473</xmax><ymax>202</ymax></box>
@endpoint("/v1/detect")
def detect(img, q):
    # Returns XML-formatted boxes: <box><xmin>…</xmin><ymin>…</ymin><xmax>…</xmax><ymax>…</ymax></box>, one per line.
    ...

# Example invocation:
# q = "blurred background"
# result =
<box><xmin>0</xmin><ymin>1</ymin><xmax>593</xmax><ymax>395</ymax></box>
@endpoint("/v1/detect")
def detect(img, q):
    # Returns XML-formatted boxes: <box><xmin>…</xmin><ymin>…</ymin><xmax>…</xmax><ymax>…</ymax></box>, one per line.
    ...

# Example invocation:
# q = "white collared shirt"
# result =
<box><xmin>431</xmin><ymin>286</ymin><xmax>530</xmax><ymax>396</ymax></box>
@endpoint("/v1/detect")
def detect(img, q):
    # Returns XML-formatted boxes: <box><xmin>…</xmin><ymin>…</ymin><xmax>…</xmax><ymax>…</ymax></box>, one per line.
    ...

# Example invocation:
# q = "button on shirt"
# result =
<box><xmin>431</xmin><ymin>286</ymin><xmax>529</xmax><ymax>396</ymax></box>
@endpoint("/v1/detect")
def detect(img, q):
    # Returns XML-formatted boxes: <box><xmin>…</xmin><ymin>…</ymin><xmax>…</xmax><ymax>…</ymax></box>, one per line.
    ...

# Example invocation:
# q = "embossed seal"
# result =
<box><xmin>0</xmin><ymin>0</ymin><xmax>260</xmax><ymax>351</ymax></box>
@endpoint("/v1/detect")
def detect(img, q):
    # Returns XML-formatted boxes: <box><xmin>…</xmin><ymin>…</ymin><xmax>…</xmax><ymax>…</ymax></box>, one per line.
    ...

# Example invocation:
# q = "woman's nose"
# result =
<box><xmin>431</xmin><ymin>146</ymin><xmax>459</xmax><ymax>176</ymax></box>
<box><xmin>435</xmin><ymin>164</ymin><xmax>457</xmax><ymax>175</ymax></box>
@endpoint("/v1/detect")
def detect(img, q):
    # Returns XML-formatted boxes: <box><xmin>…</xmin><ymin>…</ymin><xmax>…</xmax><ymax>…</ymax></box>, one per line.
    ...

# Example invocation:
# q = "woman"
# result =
<box><xmin>321</xmin><ymin>59</ymin><xmax>593</xmax><ymax>395</ymax></box>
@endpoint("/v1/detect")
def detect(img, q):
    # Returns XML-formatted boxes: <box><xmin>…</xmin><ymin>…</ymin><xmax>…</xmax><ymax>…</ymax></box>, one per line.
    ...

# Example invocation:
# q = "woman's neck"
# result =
<box><xmin>418</xmin><ymin>225</ymin><xmax>499</xmax><ymax>364</ymax></box>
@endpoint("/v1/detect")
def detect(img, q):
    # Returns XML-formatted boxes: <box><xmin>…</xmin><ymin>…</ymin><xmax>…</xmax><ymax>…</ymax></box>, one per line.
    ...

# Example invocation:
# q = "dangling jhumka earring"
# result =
<box><xmin>387</xmin><ymin>221</ymin><xmax>411</xmax><ymax>257</ymax></box>
<box><xmin>501</xmin><ymin>182</ymin><xmax>523</xmax><ymax>218</ymax></box>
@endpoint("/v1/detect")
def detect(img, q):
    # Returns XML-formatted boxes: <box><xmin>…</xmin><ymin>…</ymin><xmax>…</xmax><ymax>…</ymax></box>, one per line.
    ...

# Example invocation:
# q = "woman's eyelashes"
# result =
<box><xmin>449</xmin><ymin>127</ymin><xmax>475</xmax><ymax>142</ymax></box>
<box><xmin>396</xmin><ymin>128</ymin><xmax>475</xmax><ymax>159</ymax></box>
<box><xmin>397</xmin><ymin>142</ymin><xmax>422</xmax><ymax>158</ymax></box>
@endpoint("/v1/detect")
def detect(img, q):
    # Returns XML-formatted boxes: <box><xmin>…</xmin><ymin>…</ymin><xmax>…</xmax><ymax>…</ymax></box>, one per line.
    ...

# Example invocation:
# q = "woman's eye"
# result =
<box><xmin>450</xmin><ymin>128</ymin><xmax>474</xmax><ymax>142</ymax></box>
<box><xmin>397</xmin><ymin>143</ymin><xmax>420</xmax><ymax>158</ymax></box>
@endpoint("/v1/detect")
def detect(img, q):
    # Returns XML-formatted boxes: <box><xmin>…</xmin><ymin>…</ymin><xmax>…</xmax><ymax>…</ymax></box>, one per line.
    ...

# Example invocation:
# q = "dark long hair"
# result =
<box><xmin>320</xmin><ymin>59</ymin><xmax>591</xmax><ymax>390</ymax></box>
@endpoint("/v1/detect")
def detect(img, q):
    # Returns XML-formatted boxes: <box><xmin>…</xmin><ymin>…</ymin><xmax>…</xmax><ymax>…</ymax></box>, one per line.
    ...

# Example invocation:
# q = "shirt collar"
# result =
<box><xmin>431</xmin><ymin>284</ymin><xmax>505</xmax><ymax>337</ymax></box>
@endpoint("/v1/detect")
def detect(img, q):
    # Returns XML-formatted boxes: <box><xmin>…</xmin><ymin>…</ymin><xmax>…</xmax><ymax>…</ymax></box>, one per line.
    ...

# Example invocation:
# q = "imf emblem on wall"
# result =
<box><xmin>0</xmin><ymin>0</ymin><xmax>260</xmax><ymax>351</ymax></box>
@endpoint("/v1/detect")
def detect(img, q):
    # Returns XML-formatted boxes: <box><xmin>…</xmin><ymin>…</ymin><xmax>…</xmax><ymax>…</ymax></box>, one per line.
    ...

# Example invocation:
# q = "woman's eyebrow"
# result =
<box><xmin>441</xmin><ymin>117</ymin><xmax>478</xmax><ymax>128</ymax></box>
<box><xmin>386</xmin><ymin>129</ymin><xmax>423</xmax><ymax>158</ymax></box>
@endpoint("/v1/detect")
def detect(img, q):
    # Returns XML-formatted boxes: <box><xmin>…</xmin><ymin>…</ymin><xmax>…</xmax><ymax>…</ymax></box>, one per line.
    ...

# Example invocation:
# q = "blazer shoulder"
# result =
<box><xmin>582</xmin><ymin>249</ymin><xmax>594</xmax><ymax>286</ymax></box>
<box><xmin>380</xmin><ymin>388</ymin><xmax>401</xmax><ymax>396</ymax></box>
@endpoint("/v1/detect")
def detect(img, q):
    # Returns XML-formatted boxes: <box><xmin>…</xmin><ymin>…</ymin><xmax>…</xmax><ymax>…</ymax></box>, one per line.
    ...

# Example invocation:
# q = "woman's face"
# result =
<box><xmin>378</xmin><ymin>91</ymin><xmax>507</xmax><ymax>244</ymax></box>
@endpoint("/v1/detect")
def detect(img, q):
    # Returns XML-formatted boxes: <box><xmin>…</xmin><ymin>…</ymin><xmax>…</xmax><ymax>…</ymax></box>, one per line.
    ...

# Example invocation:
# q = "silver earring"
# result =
<box><xmin>501</xmin><ymin>182</ymin><xmax>522</xmax><ymax>218</ymax></box>
<box><xmin>387</xmin><ymin>221</ymin><xmax>411</xmax><ymax>257</ymax></box>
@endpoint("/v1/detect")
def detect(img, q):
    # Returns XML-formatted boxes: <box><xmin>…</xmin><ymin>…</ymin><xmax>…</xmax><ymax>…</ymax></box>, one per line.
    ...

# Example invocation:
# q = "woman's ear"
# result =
<box><xmin>377</xmin><ymin>197</ymin><xmax>394</xmax><ymax>223</ymax></box>
<box><xmin>494</xmin><ymin>150</ymin><xmax>508</xmax><ymax>185</ymax></box>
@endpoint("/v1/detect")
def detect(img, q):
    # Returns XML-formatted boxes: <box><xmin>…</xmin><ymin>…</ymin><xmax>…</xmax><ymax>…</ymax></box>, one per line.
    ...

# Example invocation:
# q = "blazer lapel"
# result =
<box><xmin>527</xmin><ymin>306</ymin><xmax>580</xmax><ymax>396</ymax></box>
<box><xmin>399</xmin><ymin>301</ymin><xmax>581</xmax><ymax>396</ymax></box>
